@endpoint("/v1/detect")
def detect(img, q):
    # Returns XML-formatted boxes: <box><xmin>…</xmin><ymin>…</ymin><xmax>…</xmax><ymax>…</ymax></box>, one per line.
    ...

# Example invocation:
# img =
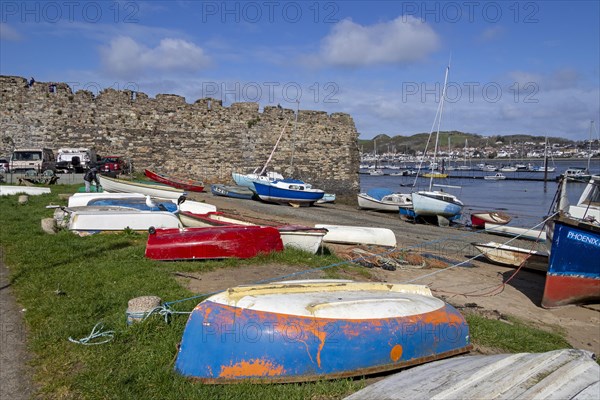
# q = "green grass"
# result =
<box><xmin>0</xmin><ymin>184</ymin><xmax>574</xmax><ymax>399</ymax></box>
<box><xmin>466</xmin><ymin>313</ymin><xmax>571</xmax><ymax>353</ymax></box>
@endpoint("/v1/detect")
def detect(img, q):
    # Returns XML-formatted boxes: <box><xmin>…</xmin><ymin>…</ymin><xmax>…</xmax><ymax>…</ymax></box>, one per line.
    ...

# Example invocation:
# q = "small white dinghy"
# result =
<box><xmin>315</xmin><ymin>224</ymin><xmax>397</xmax><ymax>247</ymax></box>
<box><xmin>344</xmin><ymin>349</ymin><xmax>600</xmax><ymax>400</ymax></box>
<box><xmin>1</xmin><ymin>185</ymin><xmax>51</xmax><ymax>196</ymax></box>
<box><xmin>54</xmin><ymin>206</ymin><xmax>182</xmax><ymax>233</ymax></box>
<box><xmin>98</xmin><ymin>175</ymin><xmax>185</xmax><ymax>200</ymax></box>
<box><xmin>67</xmin><ymin>192</ymin><xmax>217</xmax><ymax>214</ymax></box>
<box><xmin>485</xmin><ymin>223</ymin><xmax>546</xmax><ymax>242</ymax></box>
<box><xmin>472</xmin><ymin>241</ymin><xmax>548</xmax><ymax>272</ymax></box>
<box><xmin>277</xmin><ymin>226</ymin><xmax>328</xmax><ymax>254</ymax></box>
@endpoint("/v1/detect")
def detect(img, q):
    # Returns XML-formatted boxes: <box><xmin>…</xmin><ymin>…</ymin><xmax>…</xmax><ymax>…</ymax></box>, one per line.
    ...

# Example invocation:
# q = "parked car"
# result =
<box><xmin>100</xmin><ymin>156</ymin><xmax>130</xmax><ymax>174</ymax></box>
<box><xmin>56</xmin><ymin>148</ymin><xmax>97</xmax><ymax>173</ymax></box>
<box><xmin>0</xmin><ymin>158</ymin><xmax>9</xmax><ymax>172</ymax></box>
<box><xmin>10</xmin><ymin>148</ymin><xmax>56</xmax><ymax>173</ymax></box>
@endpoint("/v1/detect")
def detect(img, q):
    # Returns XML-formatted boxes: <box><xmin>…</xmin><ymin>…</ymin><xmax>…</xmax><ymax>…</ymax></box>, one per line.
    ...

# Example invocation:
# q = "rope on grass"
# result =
<box><xmin>68</xmin><ymin>323</ymin><xmax>115</xmax><ymax>345</ymax></box>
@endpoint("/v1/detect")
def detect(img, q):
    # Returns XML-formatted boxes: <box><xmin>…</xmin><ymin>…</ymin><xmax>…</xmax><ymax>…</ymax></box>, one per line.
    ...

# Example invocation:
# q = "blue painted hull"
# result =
<box><xmin>253</xmin><ymin>181</ymin><xmax>324</xmax><ymax>204</ymax></box>
<box><xmin>210</xmin><ymin>184</ymin><xmax>254</xmax><ymax>200</ymax></box>
<box><xmin>175</xmin><ymin>301</ymin><xmax>471</xmax><ymax>383</ymax></box>
<box><xmin>542</xmin><ymin>216</ymin><xmax>600</xmax><ymax>307</ymax></box>
<box><xmin>88</xmin><ymin>198</ymin><xmax>178</xmax><ymax>213</ymax></box>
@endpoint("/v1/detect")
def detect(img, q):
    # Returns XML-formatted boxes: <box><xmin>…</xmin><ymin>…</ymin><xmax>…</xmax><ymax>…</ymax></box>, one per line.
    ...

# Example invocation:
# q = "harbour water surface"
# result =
<box><xmin>360</xmin><ymin>159</ymin><xmax>600</xmax><ymax>228</ymax></box>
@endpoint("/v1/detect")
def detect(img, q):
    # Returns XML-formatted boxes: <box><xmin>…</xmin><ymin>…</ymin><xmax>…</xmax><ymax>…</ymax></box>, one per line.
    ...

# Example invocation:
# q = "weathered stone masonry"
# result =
<box><xmin>0</xmin><ymin>75</ymin><xmax>360</xmax><ymax>196</ymax></box>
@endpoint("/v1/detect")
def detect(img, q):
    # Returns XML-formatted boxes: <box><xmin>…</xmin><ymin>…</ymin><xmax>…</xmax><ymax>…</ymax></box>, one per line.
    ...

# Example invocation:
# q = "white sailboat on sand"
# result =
<box><xmin>410</xmin><ymin>62</ymin><xmax>464</xmax><ymax>222</ymax></box>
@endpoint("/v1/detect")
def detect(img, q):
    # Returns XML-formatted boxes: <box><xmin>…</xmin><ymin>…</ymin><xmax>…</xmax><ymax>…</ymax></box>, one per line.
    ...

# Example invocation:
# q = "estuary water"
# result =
<box><xmin>360</xmin><ymin>158</ymin><xmax>600</xmax><ymax>229</ymax></box>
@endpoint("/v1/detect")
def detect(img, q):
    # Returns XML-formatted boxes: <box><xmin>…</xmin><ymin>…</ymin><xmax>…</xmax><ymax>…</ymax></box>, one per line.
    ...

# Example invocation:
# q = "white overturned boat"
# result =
<box><xmin>485</xmin><ymin>223</ymin><xmax>546</xmax><ymax>242</ymax></box>
<box><xmin>54</xmin><ymin>206</ymin><xmax>182</xmax><ymax>233</ymax></box>
<box><xmin>472</xmin><ymin>241</ymin><xmax>548</xmax><ymax>272</ymax></box>
<box><xmin>67</xmin><ymin>192</ymin><xmax>217</xmax><ymax>214</ymax></box>
<box><xmin>357</xmin><ymin>188</ymin><xmax>412</xmax><ymax>212</ymax></box>
<box><xmin>315</xmin><ymin>224</ymin><xmax>397</xmax><ymax>247</ymax></box>
<box><xmin>98</xmin><ymin>175</ymin><xmax>185</xmax><ymax>200</ymax></box>
<box><xmin>344</xmin><ymin>349</ymin><xmax>599</xmax><ymax>400</ymax></box>
<box><xmin>1</xmin><ymin>185</ymin><xmax>51</xmax><ymax>196</ymax></box>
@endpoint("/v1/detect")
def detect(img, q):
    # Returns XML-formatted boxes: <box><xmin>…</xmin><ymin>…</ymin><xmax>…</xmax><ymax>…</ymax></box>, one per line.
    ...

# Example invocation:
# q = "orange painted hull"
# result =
<box><xmin>175</xmin><ymin>301</ymin><xmax>471</xmax><ymax>383</ymax></box>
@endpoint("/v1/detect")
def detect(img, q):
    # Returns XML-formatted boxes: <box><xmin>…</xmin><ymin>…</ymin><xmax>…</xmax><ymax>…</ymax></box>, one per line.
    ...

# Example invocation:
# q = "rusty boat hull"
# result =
<box><xmin>174</xmin><ymin>280</ymin><xmax>471</xmax><ymax>383</ymax></box>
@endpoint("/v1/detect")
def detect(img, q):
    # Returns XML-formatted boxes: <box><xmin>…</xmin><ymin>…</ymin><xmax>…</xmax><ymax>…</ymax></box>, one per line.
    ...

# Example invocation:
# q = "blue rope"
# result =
<box><xmin>68</xmin><ymin>323</ymin><xmax>114</xmax><ymax>345</ymax></box>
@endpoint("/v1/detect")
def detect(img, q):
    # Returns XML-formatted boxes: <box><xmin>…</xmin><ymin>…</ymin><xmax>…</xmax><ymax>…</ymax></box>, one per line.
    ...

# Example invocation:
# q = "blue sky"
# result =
<box><xmin>1</xmin><ymin>1</ymin><xmax>599</xmax><ymax>140</ymax></box>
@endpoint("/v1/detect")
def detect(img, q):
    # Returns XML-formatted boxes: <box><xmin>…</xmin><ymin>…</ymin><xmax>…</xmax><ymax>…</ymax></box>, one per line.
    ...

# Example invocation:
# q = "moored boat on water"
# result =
<box><xmin>174</xmin><ymin>280</ymin><xmax>472</xmax><ymax>383</ymax></box>
<box><xmin>484</xmin><ymin>172</ymin><xmax>506</xmax><ymax>180</ymax></box>
<box><xmin>145</xmin><ymin>225</ymin><xmax>284</xmax><ymax>261</ymax></box>
<box><xmin>99</xmin><ymin>175</ymin><xmax>185</xmax><ymax>200</ymax></box>
<box><xmin>144</xmin><ymin>169</ymin><xmax>204</xmax><ymax>192</ymax></box>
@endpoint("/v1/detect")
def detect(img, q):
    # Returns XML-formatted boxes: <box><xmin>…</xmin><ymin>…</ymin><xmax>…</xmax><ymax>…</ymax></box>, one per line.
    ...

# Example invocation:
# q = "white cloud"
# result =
<box><xmin>0</xmin><ymin>23</ymin><xmax>22</xmax><ymax>41</ymax></box>
<box><xmin>478</xmin><ymin>26</ymin><xmax>504</xmax><ymax>42</ymax></box>
<box><xmin>314</xmin><ymin>16</ymin><xmax>440</xmax><ymax>67</ymax></box>
<box><xmin>100</xmin><ymin>36</ymin><xmax>211</xmax><ymax>78</ymax></box>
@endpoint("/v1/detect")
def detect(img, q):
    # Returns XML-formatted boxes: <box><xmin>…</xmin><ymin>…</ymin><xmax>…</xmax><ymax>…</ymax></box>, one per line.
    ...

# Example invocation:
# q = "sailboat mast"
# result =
<box><xmin>430</xmin><ymin>63</ymin><xmax>450</xmax><ymax>191</ymax></box>
<box><xmin>587</xmin><ymin>120</ymin><xmax>594</xmax><ymax>173</ymax></box>
<box><xmin>290</xmin><ymin>100</ymin><xmax>299</xmax><ymax>171</ymax></box>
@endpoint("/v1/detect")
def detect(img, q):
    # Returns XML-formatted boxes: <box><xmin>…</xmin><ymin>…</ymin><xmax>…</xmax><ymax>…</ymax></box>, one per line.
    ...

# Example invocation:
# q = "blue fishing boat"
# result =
<box><xmin>174</xmin><ymin>280</ymin><xmax>472</xmax><ymax>383</ymax></box>
<box><xmin>210</xmin><ymin>184</ymin><xmax>255</xmax><ymax>200</ymax></box>
<box><xmin>542</xmin><ymin>175</ymin><xmax>600</xmax><ymax>307</ymax></box>
<box><xmin>542</xmin><ymin>215</ymin><xmax>600</xmax><ymax>308</ymax></box>
<box><xmin>253</xmin><ymin>179</ymin><xmax>324</xmax><ymax>205</ymax></box>
<box><xmin>87</xmin><ymin>197</ymin><xmax>179</xmax><ymax>213</ymax></box>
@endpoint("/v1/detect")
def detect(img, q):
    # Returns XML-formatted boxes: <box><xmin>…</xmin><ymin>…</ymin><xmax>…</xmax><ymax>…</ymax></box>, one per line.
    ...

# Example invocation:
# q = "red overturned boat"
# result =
<box><xmin>470</xmin><ymin>211</ymin><xmax>512</xmax><ymax>228</ymax></box>
<box><xmin>144</xmin><ymin>169</ymin><xmax>205</xmax><ymax>192</ymax></box>
<box><xmin>145</xmin><ymin>226</ymin><xmax>283</xmax><ymax>261</ymax></box>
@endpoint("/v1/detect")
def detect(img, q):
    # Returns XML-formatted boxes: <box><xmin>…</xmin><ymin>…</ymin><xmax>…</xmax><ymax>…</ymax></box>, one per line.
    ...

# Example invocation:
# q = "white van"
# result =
<box><xmin>56</xmin><ymin>148</ymin><xmax>97</xmax><ymax>172</ymax></box>
<box><xmin>10</xmin><ymin>148</ymin><xmax>56</xmax><ymax>173</ymax></box>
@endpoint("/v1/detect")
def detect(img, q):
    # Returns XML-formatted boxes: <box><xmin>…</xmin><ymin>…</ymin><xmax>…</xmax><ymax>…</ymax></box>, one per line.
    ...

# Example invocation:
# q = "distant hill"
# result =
<box><xmin>358</xmin><ymin>132</ymin><xmax>577</xmax><ymax>155</ymax></box>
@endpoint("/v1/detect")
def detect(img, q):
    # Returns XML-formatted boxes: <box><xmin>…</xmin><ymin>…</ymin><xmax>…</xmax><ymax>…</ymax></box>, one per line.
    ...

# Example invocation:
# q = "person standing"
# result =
<box><xmin>83</xmin><ymin>167</ymin><xmax>100</xmax><ymax>192</ymax></box>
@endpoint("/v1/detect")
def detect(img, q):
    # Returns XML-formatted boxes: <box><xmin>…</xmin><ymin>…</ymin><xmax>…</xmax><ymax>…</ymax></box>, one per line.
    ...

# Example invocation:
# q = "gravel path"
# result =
<box><xmin>0</xmin><ymin>257</ymin><xmax>34</xmax><ymax>400</ymax></box>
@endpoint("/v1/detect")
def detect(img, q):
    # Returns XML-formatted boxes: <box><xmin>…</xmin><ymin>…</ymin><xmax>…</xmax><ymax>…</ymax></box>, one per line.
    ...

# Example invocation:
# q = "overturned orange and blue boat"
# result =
<box><xmin>174</xmin><ymin>280</ymin><xmax>472</xmax><ymax>383</ymax></box>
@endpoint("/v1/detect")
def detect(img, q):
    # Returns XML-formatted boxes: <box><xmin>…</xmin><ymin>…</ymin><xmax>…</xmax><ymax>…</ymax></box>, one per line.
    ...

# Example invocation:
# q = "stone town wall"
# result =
<box><xmin>0</xmin><ymin>76</ymin><xmax>360</xmax><ymax>196</ymax></box>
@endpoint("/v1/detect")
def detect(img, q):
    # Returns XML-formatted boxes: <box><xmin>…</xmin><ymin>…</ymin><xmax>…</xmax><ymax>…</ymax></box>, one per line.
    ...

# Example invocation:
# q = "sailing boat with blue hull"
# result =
<box><xmin>410</xmin><ymin>62</ymin><xmax>464</xmax><ymax>221</ymax></box>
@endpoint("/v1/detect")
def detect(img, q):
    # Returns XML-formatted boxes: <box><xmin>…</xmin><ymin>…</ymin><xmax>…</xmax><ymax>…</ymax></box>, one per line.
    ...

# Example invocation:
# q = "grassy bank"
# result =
<box><xmin>0</xmin><ymin>185</ymin><xmax>571</xmax><ymax>399</ymax></box>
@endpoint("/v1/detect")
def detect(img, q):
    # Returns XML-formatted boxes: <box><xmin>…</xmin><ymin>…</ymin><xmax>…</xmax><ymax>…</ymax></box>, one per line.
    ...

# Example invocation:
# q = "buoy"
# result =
<box><xmin>126</xmin><ymin>296</ymin><xmax>162</xmax><ymax>325</ymax></box>
<box><xmin>18</xmin><ymin>195</ymin><xmax>28</xmax><ymax>204</ymax></box>
<box><xmin>41</xmin><ymin>218</ymin><xmax>57</xmax><ymax>234</ymax></box>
